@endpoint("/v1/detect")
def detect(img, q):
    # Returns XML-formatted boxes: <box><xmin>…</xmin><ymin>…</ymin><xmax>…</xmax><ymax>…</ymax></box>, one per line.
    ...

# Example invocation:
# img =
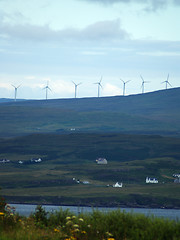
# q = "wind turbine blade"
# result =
<box><xmin>77</xmin><ymin>82</ymin><xmax>82</xmax><ymax>86</ymax></box>
<box><xmin>72</xmin><ymin>81</ymin><xmax>76</xmax><ymax>85</ymax></box>
<box><xmin>140</xmin><ymin>75</ymin><xmax>144</xmax><ymax>81</ymax></box>
<box><xmin>120</xmin><ymin>78</ymin><xmax>125</xmax><ymax>83</ymax></box>
<box><xmin>167</xmin><ymin>74</ymin><xmax>169</xmax><ymax>81</ymax></box>
<box><xmin>161</xmin><ymin>81</ymin><xmax>166</xmax><ymax>84</ymax></box>
<box><xmin>167</xmin><ymin>82</ymin><xmax>172</xmax><ymax>87</ymax></box>
<box><xmin>11</xmin><ymin>84</ymin><xmax>16</xmax><ymax>88</ymax></box>
<box><xmin>125</xmin><ymin>80</ymin><xmax>131</xmax><ymax>84</ymax></box>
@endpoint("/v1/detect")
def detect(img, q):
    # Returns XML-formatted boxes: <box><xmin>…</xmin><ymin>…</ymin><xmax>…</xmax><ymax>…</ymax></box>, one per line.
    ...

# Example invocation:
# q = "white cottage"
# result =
<box><xmin>96</xmin><ymin>158</ymin><xmax>107</xmax><ymax>164</ymax></box>
<box><xmin>146</xmin><ymin>177</ymin><xmax>158</xmax><ymax>184</ymax></box>
<box><xmin>113</xmin><ymin>182</ymin><xmax>123</xmax><ymax>188</ymax></box>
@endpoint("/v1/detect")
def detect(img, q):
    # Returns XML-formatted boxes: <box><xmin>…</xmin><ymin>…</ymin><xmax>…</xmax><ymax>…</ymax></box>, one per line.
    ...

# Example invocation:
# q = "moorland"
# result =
<box><xmin>0</xmin><ymin>87</ymin><xmax>180</xmax><ymax>208</ymax></box>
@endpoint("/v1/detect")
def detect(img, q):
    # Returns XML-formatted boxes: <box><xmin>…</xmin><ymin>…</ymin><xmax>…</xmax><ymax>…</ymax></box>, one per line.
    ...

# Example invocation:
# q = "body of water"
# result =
<box><xmin>10</xmin><ymin>204</ymin><xmax>180</xmax><ymax>221</ymax></box>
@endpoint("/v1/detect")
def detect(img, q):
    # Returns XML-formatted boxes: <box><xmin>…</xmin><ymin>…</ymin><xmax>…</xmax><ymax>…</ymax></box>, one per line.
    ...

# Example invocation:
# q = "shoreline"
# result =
<box><xmin>8</xmin><ymin>200</ymin><xmax>180</xmax><ymax>210</ymax></box>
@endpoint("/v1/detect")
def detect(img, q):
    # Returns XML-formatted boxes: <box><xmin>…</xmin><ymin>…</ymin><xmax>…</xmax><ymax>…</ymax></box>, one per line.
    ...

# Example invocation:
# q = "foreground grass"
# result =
<box><xmin>0</xmin><ymin>204</ymin><xmax>180</xmax><ymax>240</ymax></box>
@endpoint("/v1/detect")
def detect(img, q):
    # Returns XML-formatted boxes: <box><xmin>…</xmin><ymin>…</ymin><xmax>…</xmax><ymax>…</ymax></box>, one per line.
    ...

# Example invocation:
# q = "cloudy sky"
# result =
<box><xmin>0</xmin><ymin>0</ymin><xmax>180</xmax><ymax>99</ymax></box>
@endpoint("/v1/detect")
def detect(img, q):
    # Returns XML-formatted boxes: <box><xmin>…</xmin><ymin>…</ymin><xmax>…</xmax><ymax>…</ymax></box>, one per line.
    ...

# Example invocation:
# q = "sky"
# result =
<box><xmin>0</xmin><ymin>0</ymin><xmax>180</xmax><ymax>99</ymax></box>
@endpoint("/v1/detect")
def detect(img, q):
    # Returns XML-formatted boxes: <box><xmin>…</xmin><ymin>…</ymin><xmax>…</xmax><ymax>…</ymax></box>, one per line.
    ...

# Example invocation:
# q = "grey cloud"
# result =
<box><xmin>81</xmin><ymin>19</ymin><xmax>129</xmax><ymax>40</ymax></box>
<box><xmin>0</xmin><ymin>19</ymin><xmax>130</xmax><ymax>42</ymax></box>
<box><xmin>78</xmin><ymin>0</ymin><xmax>180</xmax><ymax>11</ymax></box>
<box><xmin>173</xmin><ymin>0</ymin><xmax>180</xmax><ymax>5</ymax></box>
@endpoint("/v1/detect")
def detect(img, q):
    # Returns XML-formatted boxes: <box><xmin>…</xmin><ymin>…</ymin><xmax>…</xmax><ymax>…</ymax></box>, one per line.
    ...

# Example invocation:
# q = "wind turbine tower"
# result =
<box><xmin>72</xmin><ymin>81</ymin><xmax>82</xmax><ymax>98</ymax></box>
<box><xmin>140</xmin><ymin>75</ymin><xmax>150</xmax><ymax>94</ymax></box>
<box><xmin>162</xmin><ymin>74</ymin><xmax>172</xmax><ymax>90</ymax></box>
<box><xmin>43</xmin><ymin>81</ymin><xmax>52</xmax><ymax>100</ymax></box>
<box><xmin>120</xmin><ymin>78</ymin><xmax>131</xmax><ymax>96</ymax></box>
<box><xmin>94</xmin><ymin>76</ymin><xmax>103</xmax><ymax>97</ymax></box>
<box><xmin>11</xmin><ymin>84</ymin><xmax>21</xmax><ymax>101</ymax></box>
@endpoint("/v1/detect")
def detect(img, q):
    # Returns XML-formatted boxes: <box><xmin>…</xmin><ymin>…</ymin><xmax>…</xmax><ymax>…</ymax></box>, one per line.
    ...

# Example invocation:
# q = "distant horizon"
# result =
<box><xmin>1</xmin><ymin>86</ymin><xmax>179</xmax><ymax>101</ymax></box>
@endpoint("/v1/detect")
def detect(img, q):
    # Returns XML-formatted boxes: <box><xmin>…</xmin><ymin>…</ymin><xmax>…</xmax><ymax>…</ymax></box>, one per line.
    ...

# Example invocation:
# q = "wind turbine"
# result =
<box><xmin>140</xmin><ymin>75</ymin><xmax>150</xmax><ymax>94</ymax></box>
<box><xmin>11</xmin><ymin>84</ymin><xmax>21</xmax><ymax>101</ymax></box>
<box><xmin>94</xmin><ymin>76</ymin><xmax>103</xmax><ymax>97</ymax></box>
<box><xmin>72</xmin><ymin>81</ymin><xmax>82</xmax><ymax>98</ymax></box>
<box><xmin>120</xmin><ymin>78</ymin><xmax>131</xmax><ymax>96</ymax></box>
<box><xmin>161</xmin><ymin>74</ymin><xmax>172</xmax><ymax>90</ymax></box>
<box><xmin>43</xmin><ymin>81</ymin><xmax>52</xmax><ymax>100</ymax></box>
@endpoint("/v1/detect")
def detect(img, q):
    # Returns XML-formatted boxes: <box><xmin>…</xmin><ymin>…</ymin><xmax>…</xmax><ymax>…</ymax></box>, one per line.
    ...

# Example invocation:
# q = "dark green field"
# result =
<box><xmin>0</xmin><ymin>133</ymin><xmax>180</xmax><ymax>208</ymax></box>
<box><xmin>0</xmin><ymin>87</ymin><xmax>180</xmax><ymax>137</ymax></box>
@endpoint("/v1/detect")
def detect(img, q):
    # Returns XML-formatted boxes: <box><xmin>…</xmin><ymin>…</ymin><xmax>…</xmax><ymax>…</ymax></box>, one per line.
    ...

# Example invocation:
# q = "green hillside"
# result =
<box><xmin>0</xmin><ymin>87</ymin><xmax>180</xmax><ymax>137</ymax></box>
<box><xmin>0</xmin><ymin>133</ymin><xmax>180</xmax><ymax>208</ymax></box>
<box><xmin>0</xmin><ymin>88</ymin><xmax>180</xmax><ymax>207</ymax></box>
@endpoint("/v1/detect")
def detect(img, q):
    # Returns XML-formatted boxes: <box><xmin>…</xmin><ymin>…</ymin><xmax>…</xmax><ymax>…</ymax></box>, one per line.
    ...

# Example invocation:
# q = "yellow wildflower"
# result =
<box><xmin>106</xmin><ymin>232</ymin><xmax>113</xmax><ymax>237</ymax></box>
<box><xmin>107</xmin><ymin>238</ymin><xmax>115</xmax><ymax>240</ymax></box>
<box><xmin>54</xmin><ymin>228</ymin><xmax>60</xmax><ymax>232</ymax></box>
<box><xmin>66</xmin><ymin>216</ymin><xmax>71</xmax><ymax>220</ymax></box>
<box><xmin>79</xmin><ymin>218</ymin><xmax>84</xmax><ymax>222</ymax></box>
<box><xmin>74</xmin><ymin>228</ymin><xmax>80</xmax><ymax>232</ymax></box>
<box><xmin>72</xmin><ymin>215</ymin><xmax>76</xmax><ymax>219</ymax></box>
<box><xmin>66</xmin><ymin>220</ymin><xmax>72</xmax><ymax>225</ymax></box>
<box><xmin>0</xmin><ymin>212</ymin><xmax>4</xmax><ymax>216</ymax></box>
<box><xmin>81</xmin><ymin>230</ymin><xmax>86</xmax><ymax>234</ymax></box>
<box><xmin>73</xmin><ymin>224</ymin><xmax>79</xmax><ymax>228</ymax></box>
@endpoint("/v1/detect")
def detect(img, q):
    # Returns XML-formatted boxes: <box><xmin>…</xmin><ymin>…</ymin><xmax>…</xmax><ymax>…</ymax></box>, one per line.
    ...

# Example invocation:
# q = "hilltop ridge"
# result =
<box><xmin>0</xmin><ymin>87</ymin><xmax>180</xmax><ymax>137</ymax></box>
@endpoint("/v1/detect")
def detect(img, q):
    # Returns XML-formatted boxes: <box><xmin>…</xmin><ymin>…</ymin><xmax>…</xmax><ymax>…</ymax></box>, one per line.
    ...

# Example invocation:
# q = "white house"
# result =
<box><xmin>173</xmin><ymin>173</ymin><xmax>180</xmax><ymax>178</ymax></box>
<box><xmin>31</xmin><ymin>158</ymin><xmax>42</xmax><ymax>163</ymax></box>
<box><xmin>96</xmin><ymin>158</ymin><xmax>107</xmax><ymax>164</ymax></box>
<box><xmin>146</xmin><ymin>177</ymin><xmax>158</xmax><ymax>184</ymax></box>
<box><xmin>113</xmin><ymin>182</ymin><xmax>123</xmax><ymax>188</ymax></box>
<box><xmin>82</xmin><ymin>181</ymin><xmax>90</xmax><ymax>185</ymax></box>
<box><xmin>0</xmin><ymin>159</ymin><xmax>10</xmax><ymax>163</ymax></box>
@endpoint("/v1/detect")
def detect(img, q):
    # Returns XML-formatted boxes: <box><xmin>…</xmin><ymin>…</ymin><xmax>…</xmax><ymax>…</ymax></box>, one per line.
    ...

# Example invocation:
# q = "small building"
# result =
<box><xmin>96</xmin><ymin>158</ymin><xmax>107</xmax><ymax>164</ymax></box>
<box><xmin>82</xmin><ymin>181</ymin><xmax>90</xmax><ymax>185</ymax></box>
<box><xmin>31</xmin><ymin>158</ymin><xmax>42</xmax><ymax>163</ymax></box>
<box><xmin>146</xmin><ymin>177</ymin><xmax>158</xmax><ymax>184</ymax></box>
<box><xmin>0</xmin><ymin>159</ymin><xmax>10</xmax><ymax>163</ymax></box>
<box><xmin>113</xmin><ymin>182</ymin><xmax>123</xmax><ymax>188</ymax></box>
<box><xmin>174</xmin><ymin>178</ymin><xmax>180</xmax><ymax>183</ymax></box>
<box><xmin>173</xmin><ymin>174</ymin><xmax>180</xmax><ymax>183</ymax></box>
<box><xmin>173</xmin><ymin>173</ymin><xmax>180</xmax><ymax>178</ymax></box>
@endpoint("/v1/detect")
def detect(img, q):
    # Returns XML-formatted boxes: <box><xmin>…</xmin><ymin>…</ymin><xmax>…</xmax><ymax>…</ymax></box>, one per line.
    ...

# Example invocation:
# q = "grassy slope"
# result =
<box><xmin>0</xmin><ymin>88</ymin><xmax>180</xmax><ymax>137</ymax></box>
<box><xmin>0</xmin><ymin>133</ymin><xmax>180</xmax><ymax>208</ymax></box>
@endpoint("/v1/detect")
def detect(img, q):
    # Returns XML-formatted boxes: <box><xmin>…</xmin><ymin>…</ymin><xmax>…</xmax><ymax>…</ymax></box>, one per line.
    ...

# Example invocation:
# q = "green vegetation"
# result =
<box><xmin>0</xmin><ymin>87</ymin><xmax>180</xmax><ymax>137</ymax></box>
<box><xmin>0</xmin><ymin>198</ymin><xmax>180</xmax><ymax>240</ymax></box>
<box><xmin>0</xmin><ymin>88</ymin><xmax>180</xmax><ymax>207</ymax></box>
<box><xmin>0</xmin><ymin>133</ymin><xmax>180</xmax><ymax>208</ymax></box>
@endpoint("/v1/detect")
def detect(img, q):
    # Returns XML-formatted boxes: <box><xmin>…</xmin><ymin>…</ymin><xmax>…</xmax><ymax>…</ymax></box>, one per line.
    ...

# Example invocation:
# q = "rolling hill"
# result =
<box><xmin>0</xmin><ymin>88</ymin><xmax>180</xmax><ymax>208</ymax></box>
<box><xmin>0</xmin><ymin>88</ymin><xmax>180</xmax><ymax>137</ymax></box>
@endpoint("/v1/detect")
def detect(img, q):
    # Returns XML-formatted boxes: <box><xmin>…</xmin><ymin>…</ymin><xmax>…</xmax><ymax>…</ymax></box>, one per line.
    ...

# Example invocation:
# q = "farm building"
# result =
<box><xmin>96</xmin><ymin>158</ymin><xmax>107</xmax><ymax>164</ymax></box>
<box><xmin>113</xmin><ymin>182</ymin><xmax>123</xmax><ymax>188</ymax></box>
<box><xmin>146</xmin><ymin>177</ymin><xmax>158</xmax><ymax>184</ymax></box>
